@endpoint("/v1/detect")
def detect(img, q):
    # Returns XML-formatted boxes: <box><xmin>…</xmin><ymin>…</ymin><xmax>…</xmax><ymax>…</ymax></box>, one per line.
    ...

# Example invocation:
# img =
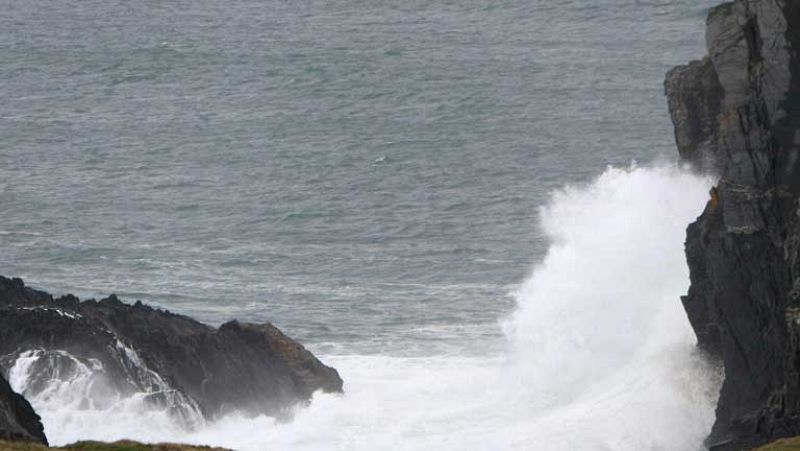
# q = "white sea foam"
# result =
<box><xmin>8</xmin><ymin>346</ymin><xmax>204</xmax><ymax>444</ymax></box>
<box><xmin>8</xmin><ymin>165</ymin><xmax>721</xmax><ymax>450</ymax></box>
<box><xmin>16</xmin><ymin>306</ymin><xmax>83</xmax><ymax>319</ymax></box>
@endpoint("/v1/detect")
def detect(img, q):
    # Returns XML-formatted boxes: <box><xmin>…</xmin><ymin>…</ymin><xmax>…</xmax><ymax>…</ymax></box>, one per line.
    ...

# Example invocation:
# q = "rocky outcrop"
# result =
<box><xmin>665</xmin><ymin>1</ymin><xmax>800</xmax><ymax>449</ymax></box>
<box><xmin>0</xmin><ymin>373</ymin><xmax>46</xmax><ymax>445</ymax></box>
<box><xmin>0</xmin><ymin>276</ymin><xmax>342</xmax><ymax>426</ymax></box>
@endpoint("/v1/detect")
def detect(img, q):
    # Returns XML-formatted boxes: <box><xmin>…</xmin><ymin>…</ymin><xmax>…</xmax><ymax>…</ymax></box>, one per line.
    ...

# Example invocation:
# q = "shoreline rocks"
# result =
<box><xmin>0</xmin><ymin>275</ymin><xmax>343</xmax><ymax>432</ymax></box>
<box><xmin>666</xmin><ymin>1</ymin><xmax>800</xmax><ymax>449</ymax></box>
<box><xmin>0</xmin><ymin>373</ymin><xmax>47</xmax><ymax>445</ymax></box>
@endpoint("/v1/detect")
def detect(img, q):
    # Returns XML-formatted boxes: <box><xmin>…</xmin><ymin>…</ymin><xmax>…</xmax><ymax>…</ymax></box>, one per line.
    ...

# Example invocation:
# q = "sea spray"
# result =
<box><xmin>502</xmin><ymin>164</ymin><xmax>722</xmax><ymax>449</ymax></box>
<box><xmin>7</xmin><ymin>347</ymin><xmax>204</xmax><ymax>444</ymax></box>
<box><xmin>8</xmin><ymin>165</ymin><xmax>722</xmax><ymax>450</ymax></box>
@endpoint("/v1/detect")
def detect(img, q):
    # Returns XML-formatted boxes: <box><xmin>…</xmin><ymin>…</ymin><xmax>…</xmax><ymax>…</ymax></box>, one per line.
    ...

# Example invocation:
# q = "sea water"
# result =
<box><xmin>1</xmin><ymin>0</ymin><xmax>722</xmax><ymax>449</ymax></box>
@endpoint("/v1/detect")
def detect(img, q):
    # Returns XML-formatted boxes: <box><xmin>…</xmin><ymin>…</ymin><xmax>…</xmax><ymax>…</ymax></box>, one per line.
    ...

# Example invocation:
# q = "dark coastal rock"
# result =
<box><xmin>665</xmin><ymin>56</ymin><xmax>724</xmax><ymax>170</ymax></box>
<box><xmin>665</xmin><ymin>1</ymin><xmax>800</xmax><ymax>449</ymax></box>
<box><xmin>0</xmin><ymin>373</ymin><xmax>47</xmax><ymax>445</ymax></box>
<box><xmin>0</xmin><ymin>275</ymin><xmax>342</xmax><ymax>425</ymax></box>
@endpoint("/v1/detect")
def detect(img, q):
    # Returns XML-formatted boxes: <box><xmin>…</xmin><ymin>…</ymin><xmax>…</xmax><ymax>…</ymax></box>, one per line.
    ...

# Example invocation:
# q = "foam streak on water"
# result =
<box><xmin>10</xmin><ymin>165</ymin><xmax>721</xmax><ymax>450</ymax></box>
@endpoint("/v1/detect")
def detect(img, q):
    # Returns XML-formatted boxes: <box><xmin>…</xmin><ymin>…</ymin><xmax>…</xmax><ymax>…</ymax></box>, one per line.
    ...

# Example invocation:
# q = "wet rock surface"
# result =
<box><xmin>666</xmin><ymin>1</ymin><xmax>800</xmax><ymax>449</ymax></box>
<box><xmin>0</xmin><ymin>275</ymin><xmax>343</xmax><ymax>426</ymax></box>
<box><xmin>0</xmin><ymin>372</ymin><xmax>47</xmax><ymax>445</ymax></box>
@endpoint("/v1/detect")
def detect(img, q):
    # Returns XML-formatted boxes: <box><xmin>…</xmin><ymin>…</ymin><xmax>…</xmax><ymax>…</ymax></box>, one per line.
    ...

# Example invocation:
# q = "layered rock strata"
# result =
<box><xmin>666</xmin><ymin>1</ymin><xmax>800</xmax><ymax>449</ymax></box>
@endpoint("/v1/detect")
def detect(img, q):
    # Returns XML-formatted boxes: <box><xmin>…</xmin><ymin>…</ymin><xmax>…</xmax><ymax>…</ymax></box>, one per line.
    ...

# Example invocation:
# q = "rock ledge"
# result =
<box><xmin>0</xmin><ymin>275</ymin><xmax>343</xmax><ymax>432</ymax></box>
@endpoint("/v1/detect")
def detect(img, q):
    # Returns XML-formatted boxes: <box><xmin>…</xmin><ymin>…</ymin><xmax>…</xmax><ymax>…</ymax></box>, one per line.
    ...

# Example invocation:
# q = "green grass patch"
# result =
<box><xmin>754</xmin><ymin>437</ymin><xmax>800</xmax><ymax>450</ymax></box>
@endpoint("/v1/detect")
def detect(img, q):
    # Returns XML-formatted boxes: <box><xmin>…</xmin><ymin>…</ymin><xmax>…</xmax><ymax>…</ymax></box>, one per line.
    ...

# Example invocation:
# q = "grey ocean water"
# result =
<box><xmin>2</xmin><ymin>0</ymin><xmax>716</xmax><ymax>358</ymax></box>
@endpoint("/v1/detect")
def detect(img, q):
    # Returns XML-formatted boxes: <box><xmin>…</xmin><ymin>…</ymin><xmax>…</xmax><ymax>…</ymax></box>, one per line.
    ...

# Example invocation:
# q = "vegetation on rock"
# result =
<box><xmin>753</xmin><ymin>437</ymin><xmax>800</xmax><ymax>451</ymax></box>
<box><xmin>0</xmin><ymin>439</ymin><xmax>230</xmax><ymax>451</ymax></box>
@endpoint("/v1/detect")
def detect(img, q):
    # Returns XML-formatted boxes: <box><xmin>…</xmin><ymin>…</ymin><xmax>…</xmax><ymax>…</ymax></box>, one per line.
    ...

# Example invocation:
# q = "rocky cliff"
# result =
<box><xmin>665</xmin><ymin>1</ymin><xmax>800</xmax><ymax>449</ymax></box>
<box><xmin>0</xmin><ymin>275</ymin><xmax>342</xmax><ymax>429</ymax></box>
<box><xmin>0</xmin><ymin>373</ymin><xmax>46</xmax><ymax>445</ymax></box>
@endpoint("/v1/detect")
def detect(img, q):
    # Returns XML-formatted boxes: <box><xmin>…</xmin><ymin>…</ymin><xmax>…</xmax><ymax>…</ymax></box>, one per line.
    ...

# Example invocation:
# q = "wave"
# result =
<box><xmin>7</xmin><ymin>164</ymin><xmax>721</xmax><ymax>450</ymax></box>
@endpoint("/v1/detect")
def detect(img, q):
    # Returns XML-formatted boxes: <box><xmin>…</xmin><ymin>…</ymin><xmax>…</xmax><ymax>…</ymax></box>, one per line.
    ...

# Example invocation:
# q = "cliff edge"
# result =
<box><xmin>665</xmin><ymin>1</ymin><xmax>800</xmax><ymax>449</ymax></box>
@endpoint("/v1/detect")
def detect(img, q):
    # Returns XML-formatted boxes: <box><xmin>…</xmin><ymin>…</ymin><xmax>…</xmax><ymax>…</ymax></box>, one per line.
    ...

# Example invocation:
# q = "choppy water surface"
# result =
<box><xmin>2</xmin><ymin>1</ymin><xmax>722</xmax><ymax>449</ymax></box>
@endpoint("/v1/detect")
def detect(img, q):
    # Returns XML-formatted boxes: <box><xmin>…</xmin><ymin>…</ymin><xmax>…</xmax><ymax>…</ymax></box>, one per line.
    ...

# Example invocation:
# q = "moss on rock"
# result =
<box><xmin>0</xmin><ymin>439</ymin><xmax>230</xmax><ymax>451</ymax></box>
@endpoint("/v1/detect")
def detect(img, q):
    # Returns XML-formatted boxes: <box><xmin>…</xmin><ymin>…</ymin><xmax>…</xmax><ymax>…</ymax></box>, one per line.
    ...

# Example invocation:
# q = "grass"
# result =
<box><xmin>0</xmin><ymin>440</ymin><xmax>230</xmax><ymax>451</ymax></box>
<box><xmin>754</xmin><ymin>437</ymin><xmax>800</xmax><ymax>450</ymax></box>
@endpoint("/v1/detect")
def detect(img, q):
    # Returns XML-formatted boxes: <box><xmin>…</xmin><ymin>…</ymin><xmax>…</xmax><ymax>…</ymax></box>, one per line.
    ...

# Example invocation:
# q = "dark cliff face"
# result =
<box><xmin>0</xmin><ymin>276</ymin><xmax>343</xmax><ymax>426</ymax></box>
<box><xmin>665</xmin><ymin>1</ymin><xmax>800</xmax><ymax>449</ymax></box>
<box><xmin>0</xmin><ymin>372</ymin><xmax>47</xmax><ymax>445</ymax></box>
